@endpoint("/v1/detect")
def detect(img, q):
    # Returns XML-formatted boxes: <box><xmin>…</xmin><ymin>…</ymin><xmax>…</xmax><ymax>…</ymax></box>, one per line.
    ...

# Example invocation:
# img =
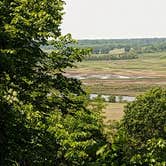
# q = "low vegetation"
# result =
<box><xmin>67</xmin><ymin>51</ymin><xmax>166</xmax><ymax>96</ymax></box>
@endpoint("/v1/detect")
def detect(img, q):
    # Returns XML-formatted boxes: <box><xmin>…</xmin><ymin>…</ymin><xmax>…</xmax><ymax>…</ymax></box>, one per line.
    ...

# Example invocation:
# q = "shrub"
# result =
<box><xmin>108</xmin><ymin>95</ymin><xmax>116</xmax><ymax>103</ymax></box>
<box><xmin>117</xmin><ymin>88</ymin><xmax>166</xmax><ymax>165</ymax></box>
<box><xmin>122</xmin><ymin>87</ymin><xmax>166</xmax><ymax>141</ymax></box>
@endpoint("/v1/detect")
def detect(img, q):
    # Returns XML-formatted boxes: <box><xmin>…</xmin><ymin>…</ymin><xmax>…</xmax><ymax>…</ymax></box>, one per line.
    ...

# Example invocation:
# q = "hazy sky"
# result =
<box><xmin>61</xmin><ymin>0</ymin><xmax>166</xmax><ymax>39</ymax></box>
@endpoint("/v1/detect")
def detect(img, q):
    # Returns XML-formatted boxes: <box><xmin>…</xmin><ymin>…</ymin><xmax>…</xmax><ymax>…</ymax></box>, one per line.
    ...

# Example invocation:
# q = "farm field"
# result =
<box><xmin>65</xmin><ymin>52</ymin><xmax>166</xmax><ymax>97</ymax></box>
<box><xmin>103</xmin><ymin>103</ymin><xmax>125</xmax><ymax>122</ymax></box>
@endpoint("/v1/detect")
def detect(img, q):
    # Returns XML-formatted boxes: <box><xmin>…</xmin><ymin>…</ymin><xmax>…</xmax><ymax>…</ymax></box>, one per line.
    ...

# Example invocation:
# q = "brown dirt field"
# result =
<box><xmin>103</xmin><ymin>103</ymin><xmax>126</xmax><ymax>123</ymax></box>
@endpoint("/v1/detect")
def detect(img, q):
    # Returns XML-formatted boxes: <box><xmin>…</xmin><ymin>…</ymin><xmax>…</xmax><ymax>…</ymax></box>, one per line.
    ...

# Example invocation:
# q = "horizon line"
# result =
<box><xmin>74</xmin><ymin>36</ymin><xmax>166</xmax><ymax>40</ymax></box>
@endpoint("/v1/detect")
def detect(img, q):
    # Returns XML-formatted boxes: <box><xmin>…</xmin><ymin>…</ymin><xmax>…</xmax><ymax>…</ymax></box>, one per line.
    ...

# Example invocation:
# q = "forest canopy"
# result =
<box><xmin>0</xmin><ymin>0</ymin><xmax>107</xmax><ymax>165</ymax></box>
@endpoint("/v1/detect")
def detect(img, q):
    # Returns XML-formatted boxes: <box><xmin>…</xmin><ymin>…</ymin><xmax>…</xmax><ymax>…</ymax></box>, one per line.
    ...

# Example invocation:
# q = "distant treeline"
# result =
<box><xmin>77</xmin><ymin>38</ymin><xmax>166</xmax><ymax>54</ymax></box>
<box><xmin>41</xmin><ymin>38</ymin><xmax>166</xmax><ymax>56</ymax></box>
<box><xmin>85</xmin><ymin>52</ymin><xmax>138</xmax><ymax>61</ymax></box>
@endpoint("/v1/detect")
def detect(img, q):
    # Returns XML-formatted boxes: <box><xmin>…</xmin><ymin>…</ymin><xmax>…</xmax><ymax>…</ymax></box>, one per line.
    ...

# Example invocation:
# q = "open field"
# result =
<box><xmin>103</xmin><ymin>103</ymin><xmax>125</xmax><ymax>123</ymax></box>
<box><xmin>65</xmin><ymin>52</ymin><xmax>166</xmax><ymax>96</ymax></box>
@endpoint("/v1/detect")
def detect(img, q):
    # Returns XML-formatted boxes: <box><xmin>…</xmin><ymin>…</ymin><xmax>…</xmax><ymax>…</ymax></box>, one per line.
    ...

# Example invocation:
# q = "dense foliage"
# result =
<box><xmin>123</xmin><ymin>88</ymin><xmax>166</xmax><ymax>141</ymax></box>
<box><xmin>0</xmin><ymin>0</ymin><xmax>109</xmax><ymax>165</ymax></box>
<box><xmin>117</xmin><ymin>88</ymin><xmax>166</xmax><ymax>165</ymax></box>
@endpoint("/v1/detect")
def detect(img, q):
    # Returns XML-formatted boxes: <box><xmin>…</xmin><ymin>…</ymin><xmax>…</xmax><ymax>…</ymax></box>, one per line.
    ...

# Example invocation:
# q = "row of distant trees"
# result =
<box><xmin>84</xmin><ymin>51</ymin><xmax>138</xmax><ymax>61</ymax></box>
<box><xmin>42</xmin><ymin>38</ymin><xmax>166</xmax><ymax>56</ymax></box>
<box><xmin>91</xmin><ymin>44</ymin><xmax>166</xmax><ymax>54</ymax></box>
<box><xmin>77</xmin><ymin>38</ymin><xmax>166</xmax><ymax>54</ymax></box>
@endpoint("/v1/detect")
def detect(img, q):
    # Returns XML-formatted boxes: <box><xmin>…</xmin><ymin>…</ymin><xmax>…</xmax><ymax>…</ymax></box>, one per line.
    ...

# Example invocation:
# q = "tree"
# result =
<box><xmin>122</xmin><ymin>88</ymin><xmax>166</xmax><ymax>141</ymax></box>
<box><xmin>0</xmin><ymin>0</ymin><xmax>109</xmax><ymax>165</ymax></box>
<box><xmin>119</xmin><ymin>88</ymin><xmax>166</xmax><ymax>165</ymax></box>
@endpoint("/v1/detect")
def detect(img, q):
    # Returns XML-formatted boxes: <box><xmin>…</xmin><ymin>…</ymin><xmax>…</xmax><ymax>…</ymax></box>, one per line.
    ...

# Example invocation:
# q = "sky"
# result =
<box><xmin>61</xmin><ymin>0</ymin><xmax>166</xmax><ymax>39</ymax></box>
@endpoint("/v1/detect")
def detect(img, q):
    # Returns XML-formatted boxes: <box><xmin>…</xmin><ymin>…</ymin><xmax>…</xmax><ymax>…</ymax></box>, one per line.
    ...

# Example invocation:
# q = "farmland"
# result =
<box><xmin>65</xmin><ymin>51</ymin><xmax>166</xmax><ymax>121</ymax></box>
<box><xmin>103</xmin><ymin>103</ymin><xmax>125</xmax><ymax>122</ymax></box>
<box><xmin>66</xmin><ymin>52</ymin><xmax>166</xmax><ymax>97</ymax></box>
